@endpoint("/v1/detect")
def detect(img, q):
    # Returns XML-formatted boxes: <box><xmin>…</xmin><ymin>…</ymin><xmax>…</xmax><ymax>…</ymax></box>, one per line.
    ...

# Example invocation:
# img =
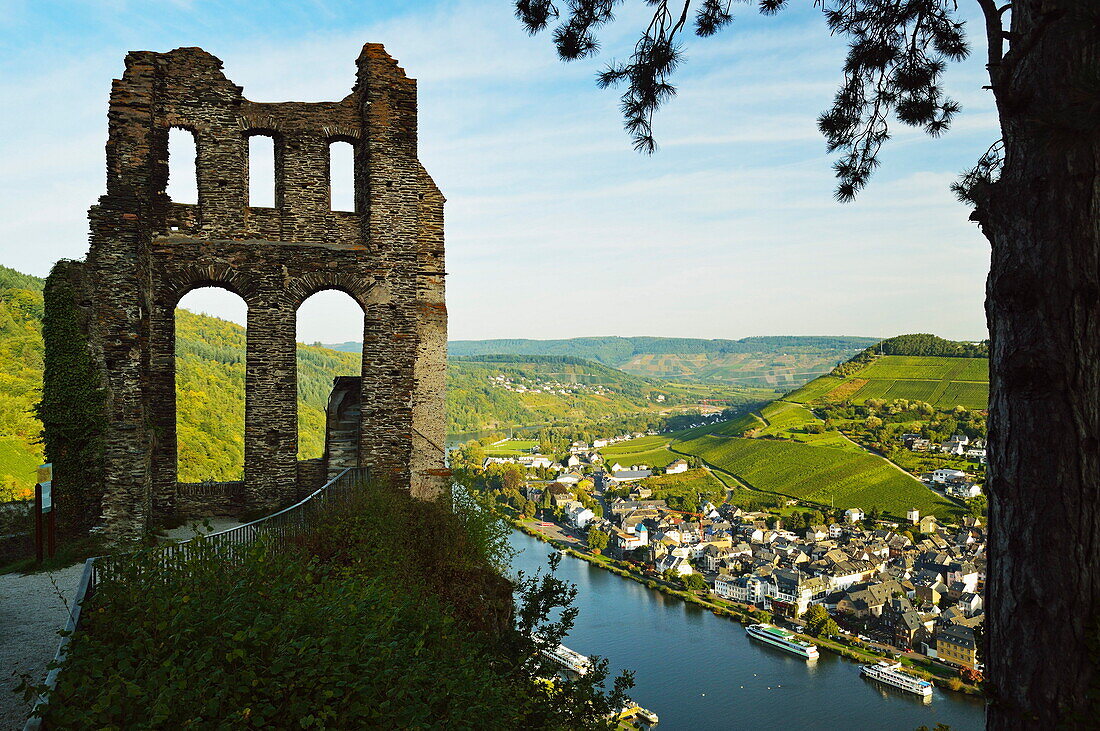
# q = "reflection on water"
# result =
<box><xmin>508</xmin><ymin>530</ymin><xmax>985</xmax><ymax>731</ymax></box>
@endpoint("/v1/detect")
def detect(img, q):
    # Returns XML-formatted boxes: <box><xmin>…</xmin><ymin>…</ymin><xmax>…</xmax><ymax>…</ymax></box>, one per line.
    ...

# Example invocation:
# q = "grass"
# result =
<box><xmin>600</xmin><ymin>436</ymin><xmax>680</xmax><ymax>468</ymax></box>
<box><xmin>675</xmin><ymin>434</ymin><xmax>962</xmax><ymax>520</ymax></box>
<box><xmin>483</xmin><ymin>439</ymin><xmax>539</xmax><ymax>457</ymax></box>
<box><xmin>784</xmin><ymin>376</ymin><xmax>845</xmax><ymax>404</ymax></box>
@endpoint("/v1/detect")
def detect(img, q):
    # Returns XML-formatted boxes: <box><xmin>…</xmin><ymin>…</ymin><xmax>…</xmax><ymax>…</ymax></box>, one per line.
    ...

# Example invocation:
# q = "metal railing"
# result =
<box><xmin>24</xmin><ymin>466</ymin><xmax>368</xmax><ymax>731</ymax></box>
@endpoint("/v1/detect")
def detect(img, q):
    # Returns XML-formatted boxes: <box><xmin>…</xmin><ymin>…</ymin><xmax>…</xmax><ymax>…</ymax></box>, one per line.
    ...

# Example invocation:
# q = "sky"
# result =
<box><xmin>0</xmin><ymin>0</ymin><xmax>998</xmax><ymax>343</ymax></box>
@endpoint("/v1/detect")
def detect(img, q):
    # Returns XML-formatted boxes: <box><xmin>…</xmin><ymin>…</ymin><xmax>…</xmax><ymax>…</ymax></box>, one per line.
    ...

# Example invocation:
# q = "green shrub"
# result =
<box><xmin>36</xmin><ymin>482</ymin><xmax>631</xmax><ymax>728</ymax></box>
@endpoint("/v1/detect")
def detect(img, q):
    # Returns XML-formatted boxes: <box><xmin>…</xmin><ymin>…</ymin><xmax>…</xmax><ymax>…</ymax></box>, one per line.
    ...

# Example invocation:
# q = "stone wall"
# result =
<box><xmin>175</xmin><ymin>482</ymin><xmax>245</xmax><ymax>519</ymax></box>
<box><xmin>43</xmin><ymin>45</ymin><xmax>447</xmax><ymax>545</ymax></box>
<box><xmin>295</xmin><ymin>459</ymin><xmax>328</xmax><ymax>500</ymax></box>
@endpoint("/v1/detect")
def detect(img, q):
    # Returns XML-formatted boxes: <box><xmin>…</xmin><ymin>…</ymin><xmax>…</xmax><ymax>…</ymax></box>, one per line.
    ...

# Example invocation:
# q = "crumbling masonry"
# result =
<box><xmin>43</xmin><ymin>45</ymin><xmax>447</xmax><ymax>544</ymax></box>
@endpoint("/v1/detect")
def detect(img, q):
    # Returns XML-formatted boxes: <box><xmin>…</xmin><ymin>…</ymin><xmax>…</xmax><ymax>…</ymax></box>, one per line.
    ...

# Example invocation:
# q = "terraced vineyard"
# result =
<box><xmin>618</xmin><ymin>351</ymin><xmax>847</xmax><ymax>388</ymax></box>
<box><xmin>786</xmin><ymin>355</ymin><xmax>988</xmax><ymax>409</ymax></box>
<box><xmin>673</xmin><ymin>434</ymin><xmax>961</xmax><ymax>519</ymax></box>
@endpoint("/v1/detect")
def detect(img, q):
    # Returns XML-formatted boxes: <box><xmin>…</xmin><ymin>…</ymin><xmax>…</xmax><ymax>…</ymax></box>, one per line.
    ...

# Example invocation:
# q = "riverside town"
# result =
<box><xmin>453</xmin><ymin>425</ymin><xmax>987</xmax><ymax>697</ymax></box>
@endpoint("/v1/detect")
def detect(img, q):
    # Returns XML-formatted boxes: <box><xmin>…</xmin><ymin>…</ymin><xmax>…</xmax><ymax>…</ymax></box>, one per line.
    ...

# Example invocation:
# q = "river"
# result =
<box><xmin>507</xmin><ymin>530</ymin><xmax>986</xmax><ymax>731</ymax></box>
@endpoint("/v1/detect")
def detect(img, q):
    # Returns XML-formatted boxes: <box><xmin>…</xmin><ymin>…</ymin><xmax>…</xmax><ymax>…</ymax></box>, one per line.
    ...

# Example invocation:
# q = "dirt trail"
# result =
<box><xmin>0</xmin><ymin>562</ymin><xmax>85</xmax><ymax>730</ymax></box>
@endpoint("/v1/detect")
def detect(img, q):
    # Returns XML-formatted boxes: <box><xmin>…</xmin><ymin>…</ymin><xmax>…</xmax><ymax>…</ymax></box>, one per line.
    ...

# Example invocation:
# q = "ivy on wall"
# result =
<box><xmin>36</xmin><ymin>261</ymin><xmax>106</xmax><ymax>536</ymax></box>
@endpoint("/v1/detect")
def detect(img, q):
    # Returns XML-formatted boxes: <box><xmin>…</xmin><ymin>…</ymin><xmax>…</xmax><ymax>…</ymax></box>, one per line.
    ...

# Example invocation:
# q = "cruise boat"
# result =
<box><xmin>860</xmin><ymin>660</ymin><xmax>934</xmax><ymax>698</ymax></box>
<box><xmin>745</xmin><ymin>623</ymin><xmax>819</xmax><ymax>659</ymax></box>
<box><xmin>534</xmin><ymin>635</ymin><xmax>593</xmax><ymax>675</ymax></box>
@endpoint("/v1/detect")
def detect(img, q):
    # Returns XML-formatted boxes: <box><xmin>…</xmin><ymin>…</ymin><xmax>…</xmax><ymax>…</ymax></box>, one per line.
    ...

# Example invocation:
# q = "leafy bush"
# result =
<box><xmin>34</xmin><ymin>482</ymin><xmax>631</xmax><ymax>728</ymax></box>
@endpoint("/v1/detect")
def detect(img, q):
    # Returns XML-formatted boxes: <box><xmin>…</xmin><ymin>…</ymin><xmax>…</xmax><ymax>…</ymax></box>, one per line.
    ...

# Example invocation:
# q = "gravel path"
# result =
<box><xmin>159</xmin><ymin>517</ymin><xmax>242</xmax><ymax>543</ymax></box>
<box><xmin>0</xmin><ymin>517</ymin><xmax>242</xmax><ymax>728</ymax></box>
<box><xmin>0</xmin><ymin>563</ymin><xmax>85</xmax><ymax>730</ymax></box>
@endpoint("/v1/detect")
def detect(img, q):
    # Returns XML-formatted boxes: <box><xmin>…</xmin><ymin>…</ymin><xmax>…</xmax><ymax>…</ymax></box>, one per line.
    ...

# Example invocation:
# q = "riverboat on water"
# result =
<box><xmin>860</xmin><ymin>660</ymin><xmax>934</xmax><ymax>698</ymax></box>
<box><xmin>534</xmin><ymin>635</ymin><xmax>593</xmax><ymax>675</ymax></box>
<box><xmin>745</xmin><ymin>623</ymin><xmax>819</xmax><ymax>659</ymax></box>
<box><xmin>616</xmin><ymin>700</ymin><xmax>659</xmax><ymax>728</ymax></box>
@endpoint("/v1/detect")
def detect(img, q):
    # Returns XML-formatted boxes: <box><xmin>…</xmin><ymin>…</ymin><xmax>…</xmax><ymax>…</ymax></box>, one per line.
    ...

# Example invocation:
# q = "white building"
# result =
<box><xmin>568</xmin><ymin>506</ymin><xmax>596</xmax><ymax>530</ymax></box>
<box><xmin>932</xmin><ymin>468</ymin><xmax>968</xmax><ymax>484</ymax></box>
<box><xmin>844</xmin><ymin>508</ymin><xmax>865</xmax><ymax>523</ymax></box>
<box><xmin>946</xmin><ymin>483</ymin><xmax>983</xmax><ymax>499</ymax></box>
<box><xmin>666</xmin><ymin>459</ymin><xmax>690</xmax><ymax>475</ymax></box>
<box><xmin>656</xmin><ymin>553</ymin><xmax>693</xmax><ymax>576</ymax></box>
<box><xmin>607</xmin><ymin>470</ymin><xmax>651</xmax><ymax>484</ymax></box>
<box><xmin>714</xmin><ymin>574</ymin><xmax>772</xmax><ymax>605</ymax></box>
<box><xmin>529</xmin><ymin>455</ymin><xmax>553</xmax><ymax>469</ymax></box>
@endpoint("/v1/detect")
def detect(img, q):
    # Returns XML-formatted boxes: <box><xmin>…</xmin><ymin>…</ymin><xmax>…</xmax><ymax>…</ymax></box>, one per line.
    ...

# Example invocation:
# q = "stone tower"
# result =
<box><xmin>43</xmin><ymin>45</ymin><xmax>447</xmax><ymax>544</ymax></box>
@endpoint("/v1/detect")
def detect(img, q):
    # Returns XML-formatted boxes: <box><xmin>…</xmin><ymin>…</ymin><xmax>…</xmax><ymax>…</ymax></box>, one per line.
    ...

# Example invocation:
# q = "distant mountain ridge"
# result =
<box><xmin>447</xmin><ymin>335</ymin><xmax>880</xmax><ymax>362</ymax></box>
<box><xmin>327</xmin><ymin>335</ymin><xmax>881</xmax><ymax>388</ymax></box>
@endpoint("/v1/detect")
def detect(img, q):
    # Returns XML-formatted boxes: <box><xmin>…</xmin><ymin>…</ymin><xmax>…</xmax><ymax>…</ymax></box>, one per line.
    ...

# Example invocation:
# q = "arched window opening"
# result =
<box><xmin>166</xmin><ymin>127</ymin><xmax>198</xmax><ymax>204</ymax></box>
<box><xmin>175</xmin><ymin>287</ymin><xmax>248</xmax><ymax>483</ymax></box>
<box><xmin>295</xmin><ymin>290</ymin><xmax>364</xmax><ymax>463</ymax></box>
<box><xmin>248</xmin><ymin>134</ymin><xmax>277</xmax><ymax>208</ymax></box>
<box><xmin>329</xmin><ymin>140</ymin><xmax>355</xmax><ymax>212</ymax></box>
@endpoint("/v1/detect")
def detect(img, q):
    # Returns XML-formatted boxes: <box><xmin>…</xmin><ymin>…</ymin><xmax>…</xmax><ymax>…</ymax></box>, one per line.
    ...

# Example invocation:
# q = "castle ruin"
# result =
<box><xmin>42</xmin><ymin>45</ymin><xmax>447</xmax><ymax>544</ymax></box>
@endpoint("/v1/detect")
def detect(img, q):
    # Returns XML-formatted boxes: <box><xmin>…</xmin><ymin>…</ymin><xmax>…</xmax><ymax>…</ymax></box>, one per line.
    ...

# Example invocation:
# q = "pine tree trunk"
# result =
<box><xmin>984</xmin><ymin>4</ymin><xmax>1100</xmax><ymax>726</ymax></box>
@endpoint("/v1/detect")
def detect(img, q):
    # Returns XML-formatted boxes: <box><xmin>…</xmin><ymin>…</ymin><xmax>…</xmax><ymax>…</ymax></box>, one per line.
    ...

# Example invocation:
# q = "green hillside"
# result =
<box><xmin>639</xmin><ymin>335</ymin><xmax>991</xmax><ymax>520</ymax></box>
<box><xmin>600</xmin><ymin>435</ymin><xmax>680</xmax><ymax>469</ymax></box>
<box><xmin>447</xmin><ymin>355</ymin><xmax>773</xmax><ymax>434</ymax></box>
<box><xmin>0</xmin><ymin>266</ymin><xmax>45</xmax><ymax>499</ymax></box>
<box><xmin>331</xmin><ymin>335</ymin><xmax>879</xmax><ymax>389</ymax></box>
<box><xmin>672</xmin><ymin>433</ymin><xmax>959</xmax><ymax>519</ymax></box>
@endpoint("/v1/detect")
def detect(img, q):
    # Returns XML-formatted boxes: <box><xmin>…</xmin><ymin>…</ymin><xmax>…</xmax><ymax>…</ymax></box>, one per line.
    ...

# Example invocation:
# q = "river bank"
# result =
<box><xmin>507</xmin><ymin>529</ymin><xmax>985</xmax><ymax>730</ymax></box>
<box><xmin>511</xmin><ymin>518</ymin><xmax>984</xmax><ymax>699</ymax></box>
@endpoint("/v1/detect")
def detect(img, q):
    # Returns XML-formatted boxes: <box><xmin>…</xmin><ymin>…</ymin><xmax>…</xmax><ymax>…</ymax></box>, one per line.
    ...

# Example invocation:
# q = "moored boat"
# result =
<box><xmin>617</xmin><ymin>699</ymin><xmax>659</xmax><ymax>728</ymax></box>
<box><xmin>745</xmin><ymin>623</ymin><xmax>819</xmax><ymax>659</ymax></box>
<box><xmin>860</xmin><ymin>660</ymin><xmax>934</xmax><ymax>698</ymax></box>
<box><xmin>533</xmin><ymin>634</ymin><xmax>593</xmax><ymax>675</ymax></box>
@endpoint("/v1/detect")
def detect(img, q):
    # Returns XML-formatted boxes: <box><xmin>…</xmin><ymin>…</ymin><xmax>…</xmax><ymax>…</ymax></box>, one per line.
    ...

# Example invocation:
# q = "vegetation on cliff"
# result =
<box><xmin>30</xmin><ymin>481</ymin><xmax>632</xmax><ymax>728</ymax></box>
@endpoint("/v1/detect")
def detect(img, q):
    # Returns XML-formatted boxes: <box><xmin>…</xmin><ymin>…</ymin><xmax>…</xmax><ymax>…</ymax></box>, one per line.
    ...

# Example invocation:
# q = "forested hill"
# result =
<box><xmin>859</xmin><ymin>333</ymin><xmax>989</xmax><ymax>359</ymax></box>
<box><xmin>447</xmin><ymin>355</ymin><xmax>774</xmax><ymax>434</ymax></box>
<box><xmin>330</xmin><ymin>335</ymin><xmax>880</xmax><ymax>389</ymax></box>
<box><xmin>0</xmin><ymin>266</ymin><xmax>45</xmax><ymax>500</ymax></box>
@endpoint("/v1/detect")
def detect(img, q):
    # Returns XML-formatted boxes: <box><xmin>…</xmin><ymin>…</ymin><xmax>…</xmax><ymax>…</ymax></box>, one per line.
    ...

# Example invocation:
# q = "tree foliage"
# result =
<box><xmin>514</xmin><ymin>0</ymin><xmax>970</xmax><ymax>199</ymax></box>
<box><xmin>587</xmin><ymin>525</ymin><xmax>610</xmax><ymax>552</ymax></box>
<box><xmin>801</xmin><ymin>604</ymin><xmax>830</xmax><ymax>636</ymax></box>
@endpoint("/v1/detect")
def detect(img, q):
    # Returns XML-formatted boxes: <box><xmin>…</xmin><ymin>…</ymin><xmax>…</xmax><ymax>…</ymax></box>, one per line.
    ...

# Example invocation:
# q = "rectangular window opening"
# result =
<box><xmin>248</xmin><ymin>135</ymin><xmax>276</xmax><ymax>208</ymax></box>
